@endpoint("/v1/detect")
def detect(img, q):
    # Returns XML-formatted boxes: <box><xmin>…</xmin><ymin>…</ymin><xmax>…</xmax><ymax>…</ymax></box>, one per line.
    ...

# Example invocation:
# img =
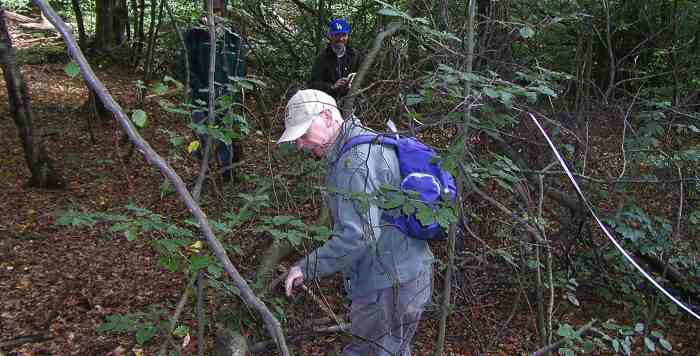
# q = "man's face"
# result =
<box><xmin>295</xmin><ymin>110</ymin><xmax>337</xmax><ymax>157</ymax></box>
<box><xmin>329</xmin><ymin>32</ymin><xmax>348</xmax><ymax>45</ymax></box>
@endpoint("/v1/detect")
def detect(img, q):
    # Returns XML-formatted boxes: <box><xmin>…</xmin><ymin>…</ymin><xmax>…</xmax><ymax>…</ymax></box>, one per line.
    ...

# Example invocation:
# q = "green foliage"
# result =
<box><xmin>596</xmin><ymin>320</ymin><xmax>673</xmax><ymax>355</ymax></box>
<box><xmin>64</xmin><ymin>61</ymin><xmax>81</xmax><ymax>78</ymax></box>
<box><xmin>97</xmin><ymin>312</ymin><xmax>157</xmax><ymax>345</ymax></box>
<box><xmin>256</xmin><ymin>214</ymin><xmax>331</xmax><ymax>247</ymax></box>
<box><xmin>553</xmin><ymin>319</ymin><xmax>671</xmax><ymax>355</ymax></box>
<box><xmin>131</xmin><ymin>110</ymin><xmax>148</xmax><ymax>128</ymax></box>
<box><xmin>604</xmin><ymin>202</ymin><xmax>673</xmax><ymax>255</ymax></box>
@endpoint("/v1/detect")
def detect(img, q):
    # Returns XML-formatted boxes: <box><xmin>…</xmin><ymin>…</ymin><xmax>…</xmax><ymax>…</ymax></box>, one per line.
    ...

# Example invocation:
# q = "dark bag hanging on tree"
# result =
<box><xmin>339</xmin><ymin>133</ymin><xmax>457</xmax><ymax>241</ymax></box>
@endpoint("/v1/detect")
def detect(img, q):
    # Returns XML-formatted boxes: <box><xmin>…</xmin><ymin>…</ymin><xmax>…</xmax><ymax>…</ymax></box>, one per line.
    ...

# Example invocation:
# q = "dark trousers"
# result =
<box><xmin>192</xmin><ymin>111</ymin><xmax>234</xmax><ymax>177</ymax></box>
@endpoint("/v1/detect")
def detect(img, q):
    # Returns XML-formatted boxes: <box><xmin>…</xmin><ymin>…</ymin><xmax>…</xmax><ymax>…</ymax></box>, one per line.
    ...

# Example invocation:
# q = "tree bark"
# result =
<box><xmin>0</xmin><ymin>10</ymin><xmax>66</xmax><ymax>190</ymax></box>
<box><xmin>69</xmin><ymin>0</ymin><xmax>87</xmax><ymax>49</ymax></box>
<box><xmin>95</xmin><ymin>0</ymin><xmax>114</xmax><ymax>47</ymax></box>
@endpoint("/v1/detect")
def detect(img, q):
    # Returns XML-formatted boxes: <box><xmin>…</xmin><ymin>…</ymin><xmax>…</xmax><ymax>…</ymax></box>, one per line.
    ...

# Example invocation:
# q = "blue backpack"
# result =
<box><xmin>339</xmin><ymin>134</ymin><xmax>457</xmax><ymax>241</ymax></box>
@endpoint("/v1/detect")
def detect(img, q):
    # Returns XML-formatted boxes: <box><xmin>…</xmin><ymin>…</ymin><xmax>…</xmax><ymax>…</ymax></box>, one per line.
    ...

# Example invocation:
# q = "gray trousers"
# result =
<box><xmin>343</xmin><ymin>270</ymin><xmax>432</xmax><ymax>356</ymax></box>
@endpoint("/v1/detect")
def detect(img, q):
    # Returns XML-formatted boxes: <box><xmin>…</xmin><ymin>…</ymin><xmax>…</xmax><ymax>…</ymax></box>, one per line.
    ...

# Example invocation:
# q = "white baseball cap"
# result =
<box><xmin>277</xmin><ymin>89</ymin><xmax>340</xmax><ymax>143</ymax></box>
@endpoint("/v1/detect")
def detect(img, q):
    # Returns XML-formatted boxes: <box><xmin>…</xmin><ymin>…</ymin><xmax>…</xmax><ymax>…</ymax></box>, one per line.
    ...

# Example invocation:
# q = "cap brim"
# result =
<box><xmin>276</xmin><ymin>117</ymin><xmax>315</xmax><ymax>144</ymax></box>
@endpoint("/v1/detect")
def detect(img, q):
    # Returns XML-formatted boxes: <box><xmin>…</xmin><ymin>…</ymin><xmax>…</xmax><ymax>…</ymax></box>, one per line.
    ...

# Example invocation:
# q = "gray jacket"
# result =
<box><xmin>296</xmin><ymin>120</ymin><xmax>434</xmax><ymax>299</ymax></box>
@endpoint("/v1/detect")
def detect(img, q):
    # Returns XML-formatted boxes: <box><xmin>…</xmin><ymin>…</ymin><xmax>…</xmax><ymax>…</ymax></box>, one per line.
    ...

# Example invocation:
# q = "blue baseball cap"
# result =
<box><xmin>329</xmin><ymin>19</ymin><xmax>350</xmax><ymax>35</ymax></box>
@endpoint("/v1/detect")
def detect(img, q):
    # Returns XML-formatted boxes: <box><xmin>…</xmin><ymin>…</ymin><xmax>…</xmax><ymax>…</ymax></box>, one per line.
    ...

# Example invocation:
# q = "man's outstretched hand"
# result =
<box><xmin>331</xmin><ymin>78</ymin><xmax>349</xmax><ymax>90</ymax></box>
<box><xmin>285</xmin><ymin>266</ymin><xmax>304</xmax><ymax>297</ymax></box>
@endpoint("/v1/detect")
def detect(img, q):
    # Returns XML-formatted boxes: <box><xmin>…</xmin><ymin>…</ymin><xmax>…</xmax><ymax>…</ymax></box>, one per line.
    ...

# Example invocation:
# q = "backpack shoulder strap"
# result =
<box><xmin>338</xmin><ymin>134</ymin><xmax>399</xmax><ymax>158</ymax></box>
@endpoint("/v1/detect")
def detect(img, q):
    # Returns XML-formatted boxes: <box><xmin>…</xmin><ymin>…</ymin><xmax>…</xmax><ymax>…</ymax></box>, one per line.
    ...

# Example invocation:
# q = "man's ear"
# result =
<box><xmin>320</xmin><ymin>109</ymin><xmax>334</xmax><ymax>127</ymax></box>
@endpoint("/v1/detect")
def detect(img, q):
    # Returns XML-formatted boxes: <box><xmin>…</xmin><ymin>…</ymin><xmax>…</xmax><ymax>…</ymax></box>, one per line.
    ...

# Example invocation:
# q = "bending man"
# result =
<box><xmin>278</xmin><ymin>89</ymin><xmax>433</xmax><ymax>355</ymax></box>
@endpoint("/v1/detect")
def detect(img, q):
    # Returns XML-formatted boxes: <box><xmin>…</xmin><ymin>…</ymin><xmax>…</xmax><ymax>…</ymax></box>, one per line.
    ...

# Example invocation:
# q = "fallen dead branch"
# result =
<box><xmin>0</xmin><ymin>333</ymin><xmax>52</xmax><ymax>350</ymax></box>
<box><xmin>3</xmin><ymin>11</ymin><xmax>34</xmax><ymax>23</ymax></box>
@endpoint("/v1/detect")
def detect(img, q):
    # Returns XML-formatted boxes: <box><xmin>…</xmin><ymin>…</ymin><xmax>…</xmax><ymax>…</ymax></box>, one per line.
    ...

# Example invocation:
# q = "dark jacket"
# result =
<box><xmin>308</xmin><ymin>45</ymin><xmax>361</xmax><ymax>99</ymax></box>
<box><xmin>184</xmin><ymin>22</ymin><xmax>246</xmax><ymax>106</ymax></box>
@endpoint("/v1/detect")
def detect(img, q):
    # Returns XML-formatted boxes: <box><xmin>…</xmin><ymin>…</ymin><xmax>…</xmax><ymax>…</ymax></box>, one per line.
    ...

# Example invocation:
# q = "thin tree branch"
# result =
<box><xmin>342</xmin><ymin>21</ymin><xmax>404</xmax><ymax>118</ymax></box>
<box><xmin>531</xmin><ymin>320</ymin><xmax>596</xmax><ymax>356</ymax></box>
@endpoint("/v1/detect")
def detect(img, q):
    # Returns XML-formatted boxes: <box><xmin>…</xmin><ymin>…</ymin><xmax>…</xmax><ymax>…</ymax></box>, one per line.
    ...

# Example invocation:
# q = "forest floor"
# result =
<box><xmin>2</xmin><ymin>27</ymin><xmax>700</xmax><ymax>356</ymax></box>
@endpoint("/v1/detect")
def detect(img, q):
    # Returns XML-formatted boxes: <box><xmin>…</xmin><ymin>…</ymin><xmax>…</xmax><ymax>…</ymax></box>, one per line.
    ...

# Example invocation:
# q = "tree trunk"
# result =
<box><xmin>95</xmin><ymin>0</ymin><xmax>114</xmax><ymax>47</ymax></box>
<box><xmin>130</xmin><ymin>0</ymin><xmax>137</xmax><ymax>43</ymax></box>
<box><xmin>144</xmin><ymin>0</ymin><xmax>164</xmax><ymax>81</ymax></box>
<box><xmin>70</xmin><ymin>0</ymin><xmax>87</xmax><ymax>49</ymax></box>
<box><xmin>134</xmin><ymin>0</ymin><xmax>145</xmax><ymax>56</ymax></box>
<box><xmin>0</xmin><ymin>10</ymin><xmax>66</xmax><ymax>189</ymax></box>
<box><xmin>123</xmin><ymin>0</ymin><xmax>131</xmax><ymax>42</ymax></box>
<box><xmin>113</xmin><ymin>0</ymin><xmax>128</xmax><ymax>45</ymax></box>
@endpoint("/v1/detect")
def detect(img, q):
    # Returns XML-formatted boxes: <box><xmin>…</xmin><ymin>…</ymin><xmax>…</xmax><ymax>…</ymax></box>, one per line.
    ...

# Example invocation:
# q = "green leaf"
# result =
<box><xmin>612</xmin><ymin>338</ymin><xmax>620</xmax><ymax>352</ymax></box>
<box><xmin>483</xmin><ymin>87</ymin><xmax>499</xmax><ymax>99</ymax></box>
<box><xmin>135</xmin><ymin>324</ymin><xmax>156</xmax><ymax>344</ymax></box>
<box><xmin>190</xmin><ymin>255</ymin><xmax>211</xmax><ymax>271</ymax></box>
<box><xmin>152</xmin><ymin>81</ymin><xmax>168</xmax><ymax>95</ymax></box>
<box><xmin>566</xmin><ymin>293</ymin><xmax>580</xmax><ymax>306</ymax></box>
<box><xmin>500</xmin><ymin>91</ymin><xmax>514</xmax><ymax>108</ymax></box>
<box><xmin>131</xmin><ymin>110</ymin><xmax>148</xmax><ymax>128</ymax></box>
<box><xmin>405</xmin><ymin>94</ymin><xmax>424</xmax><ymax>106</ymax></box>
<box><xmin>173</xmin><ymin>325</ymin><xmax>189</xmax><ymax>338</ymax></box>
<box><xmin>286</xmin><ymin>232</ymin><xmax>302</xmax><ymax>246</ymax></box>
<box><xmin>519</xmin><ymin>26</ymin><xmax>535</xmax><ymax>38</ymax></box>
<box><xmin>159</xmin><ymin>256</ymin><xmax>179</xmax><ymax>272</ymax></box>
<box><xmin>97</xmin><ymin>314</ymin><xmax>139</xmax><ymax>333</ymax></box>
<box><xmin>64</xmin><ymin>61</ymin><xmax>80</xmax><ymax>78</ymax></box>
<box><xmin>378</xmin><ymin>8</ymin><xmax>403</xmax><ymax>17</ymax></box>
<box><xmin>557</xmin><ymin>324</ymin><xmax>575</xmax><ymax>338</ymax></box>
<box><xmin>415</xmin><ymin>204</ymin><xmax>435</xmax><ymax>226</ymax></box>
<box><xmin>621</xmin><ymin>337</ymin><xmax>632</xmax><ymax>354</ymax></box>
<box><xmin>271</xmin><ymin>215</ymin><xmax>294</xmax><ymax>226</ymax></box>
<box><xmin>659</xmin><ymin>338</ymin><xmax>672</xmax><ymax>351</ymax></box>
<box><xmin>124</xmin><ymin>228</ymin><xmax>138</xmax><ymax>241</ymax></box>
<box><xmin>644</xmin><ymin>337</ymin><xmax>655</xmax><ymax>352</ymax></box>
<box><xmin>435</xmin><ymin>207</ymin><xmax>456</xmax><ymax>230</ymax></box>
<box><xmin>558</xmin><ymin>348</ymin><xmax>575</xmax><ymax>356</ymax></box>
<box><xmin>207</xmin><ymin>263</ymin><xmax>224</xmax><ymax>278</ymax></box>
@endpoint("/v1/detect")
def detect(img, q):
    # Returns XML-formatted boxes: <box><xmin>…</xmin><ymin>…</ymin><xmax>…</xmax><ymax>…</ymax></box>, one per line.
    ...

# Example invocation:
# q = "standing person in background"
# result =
<box><xmin>308</xmin><ymin>18</ymin><xmax>362</xmax><ymax>101</ymax></box>
<box><xmin>185</xmin><ymin>0</ymin><xmax>246</xmax><ymax>183</ymax></box>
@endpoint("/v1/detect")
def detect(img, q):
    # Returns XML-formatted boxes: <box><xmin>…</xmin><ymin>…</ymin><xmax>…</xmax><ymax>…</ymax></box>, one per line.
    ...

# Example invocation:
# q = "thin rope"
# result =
<box><xmin>528</xmin><ymin>112</ymin><xmax>700</xmax><ymax>321</ymax></box>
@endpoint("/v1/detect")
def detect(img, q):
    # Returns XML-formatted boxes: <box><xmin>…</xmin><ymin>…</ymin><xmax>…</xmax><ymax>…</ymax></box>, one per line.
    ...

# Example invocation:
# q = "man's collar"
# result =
<box><xmin>326</xmin><ymin>117</ymin><xmax>365</xmax><ymax>162</ymax></box>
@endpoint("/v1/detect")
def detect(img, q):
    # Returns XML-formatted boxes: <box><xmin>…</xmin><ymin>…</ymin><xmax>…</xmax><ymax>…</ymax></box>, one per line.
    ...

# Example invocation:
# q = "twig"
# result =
<box><xmin>342</xmin><ymin>21</ymin><xmax>404</xmax><ymax>118</ymax></box>
<box><xmin>0</xmin><ymin>333</ymin><xmax>52</xmax><ymax>349</ymax></box>
<box><xmin>196</xmin><ymin>270</ymin><xmax>206</xmax><ymax>356</ymax></box>
<box><xmin>531</xmin><ymin>320</ymin><xmax>596</xmax><ymax>356</ymax></box>
<box><xmin>157</xmin><ymin>274</ymin><xmax>197</xmax><ymax>356</ymax></box>
<box><xmin>249</xmin><ymin>323</ymin><xmax>350</xmax><ymax>354</ymax></box>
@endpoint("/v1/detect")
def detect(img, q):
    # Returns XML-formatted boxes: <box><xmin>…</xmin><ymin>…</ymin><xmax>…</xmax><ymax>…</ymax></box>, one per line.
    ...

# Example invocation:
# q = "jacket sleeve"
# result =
<box><xmin>297</xmin><ymin>162</ymin><xmax>384</xmax><ymax>281</ymax></box>
<box><xmin>308</xmin><ymin>55</ymin><xmax>341</xmax><ymax>97</ymax></box>
<box><xmin>185</xmin><ymin>30</ymin><xmax>203</xmax><ymax>100</ymax></box>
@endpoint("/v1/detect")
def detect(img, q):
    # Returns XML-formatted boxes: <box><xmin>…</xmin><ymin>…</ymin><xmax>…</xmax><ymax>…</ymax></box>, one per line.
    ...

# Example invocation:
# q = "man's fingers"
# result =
<box><xmin>285</xmin><ymin>277</ymin><xmax>294</xmax><ymax>297</ymax></box>
<box><xmin>285</xmin><ymin>267</ymin><xmax>303</xmax><ymax>297</ymax></box>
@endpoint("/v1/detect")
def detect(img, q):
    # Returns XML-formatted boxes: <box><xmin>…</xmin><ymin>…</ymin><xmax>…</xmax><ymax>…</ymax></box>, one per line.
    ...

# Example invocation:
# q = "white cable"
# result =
<box><xmin>528</xmin><ymin>112</ymin><xmax>700</xmax><ymax>321</ymax></box>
